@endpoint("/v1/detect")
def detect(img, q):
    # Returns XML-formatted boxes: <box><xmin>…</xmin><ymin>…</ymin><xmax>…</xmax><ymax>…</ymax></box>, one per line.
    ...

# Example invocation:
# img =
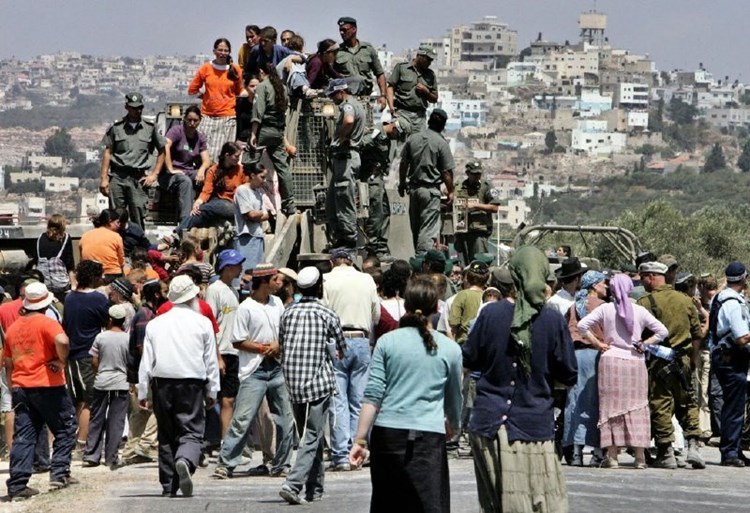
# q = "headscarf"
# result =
<box><xmin>509</xmin><ymin>246</ymin><xmax>550</xmax><ymax>374</ymax></box>
<box><xmin>575</xmin><ymin>271</ymin><xmax>606</xmax><ymax>320</ymax></box>
<box><xmin>610</xmin><ymin>273</ymin><xmax>634</xmax><ymax>337</ymax></box>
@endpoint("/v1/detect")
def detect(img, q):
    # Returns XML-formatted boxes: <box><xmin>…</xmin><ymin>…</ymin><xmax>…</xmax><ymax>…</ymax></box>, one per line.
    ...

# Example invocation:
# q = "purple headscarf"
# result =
<box><xmin>610</xmin><ymin>273</ymin><xmax>634</xmax><ymax>336</ymax></box>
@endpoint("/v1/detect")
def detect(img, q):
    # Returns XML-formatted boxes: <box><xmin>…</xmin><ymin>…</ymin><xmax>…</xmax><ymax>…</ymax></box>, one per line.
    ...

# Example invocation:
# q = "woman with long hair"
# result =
<box><xmin>306</xmin><ymin>39</ymin><xmax>342</xmax><ymax>90</ymax></box>
<box><xmin>179</xmin><ymin>141</ymin><xmax>248</xmax><ymax>231</ymax></box>
<box><xmin>578</xmin><ymin>273</ymin><xmax>668</xmax><ymax>469</ymax></box>
<box><xmin>188</xmin><ymin>38</ymin><xmax>244</xmax><ymax>163</ymax></box>
<box><xmin>350</xmin><ymin>277</ymin><xmax>462</xmax><ymax>513</ymax></box>
<box><xmin>249</xmin><ymin>64</ymin><xmax>296</xmax><ymax>216</ymax></box>
<box><xmin>34</xmin><ymin>214</ymin><xmax>75</xmax><ymax>298</ymax></box>
<box><xmin>79</xmin><ymin>209</ymin><xmax>125</xmax><ymax>283</ymax></box>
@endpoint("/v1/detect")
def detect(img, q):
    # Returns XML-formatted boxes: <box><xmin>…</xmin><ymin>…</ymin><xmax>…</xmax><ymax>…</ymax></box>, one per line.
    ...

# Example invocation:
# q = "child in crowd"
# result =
<box><xmin>83</xmin><ymin>304</ymin><xmax>131</xmax><ymax>470</ymax></box>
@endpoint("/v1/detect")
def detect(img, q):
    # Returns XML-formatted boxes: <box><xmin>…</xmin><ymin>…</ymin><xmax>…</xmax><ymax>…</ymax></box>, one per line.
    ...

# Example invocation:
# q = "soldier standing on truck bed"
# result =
<box><xmin>455</xmin><ymin>160</ymin><xmax>502</xmax><ymax>265</ymax></box>
<box><xmin>386</xmin><ymin>45</ymin><xmax>438</xmax><ymax>134</ymax></box>
<box><xmin>325</xmin><ymin>79</ymin><xmax>365</xmax><ymax>250</ymax></box>
<box><xmin>99</xmin><ymin>92</ymin><xmax>166</xmax><ymax>230</ymax></box>
<box><xmin>334</xmin><ymin>16</ymin><xmax>387</xmax><ymax>106</ymax></box>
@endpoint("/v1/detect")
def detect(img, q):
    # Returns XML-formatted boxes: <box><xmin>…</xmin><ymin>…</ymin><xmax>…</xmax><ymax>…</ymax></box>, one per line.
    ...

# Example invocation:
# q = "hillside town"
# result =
<box><xmin>0</xmin><ymin>11</ymin><xmax>748</xmax><ymax>227</ymax></box>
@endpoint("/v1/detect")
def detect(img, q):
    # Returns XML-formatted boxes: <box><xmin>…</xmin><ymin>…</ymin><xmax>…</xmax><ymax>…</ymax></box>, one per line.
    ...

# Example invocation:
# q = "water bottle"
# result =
<box><xmin>645</xmin><ymin>344</ymin><xmax>675</xmax><ymax>361</ymax></box>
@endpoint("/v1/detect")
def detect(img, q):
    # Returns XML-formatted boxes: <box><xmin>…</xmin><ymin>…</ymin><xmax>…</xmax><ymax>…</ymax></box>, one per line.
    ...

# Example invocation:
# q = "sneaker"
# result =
<box><xmin>175</xmin><ymin>459</ymin><xmax>193</xmax><ymax>497</ymax></box>
<box><xmin>721</xmin><ymin>458</ymin><xmax>745</xmax><ymax>467</ymax></box>
<box><xmin>305</xmin><ymin>493</ymin><xmax>324</xmax><ymax>502</ymax></box>
<box><xmin>10</xmin><ymin>486</ymin><xmax>40</xmax><ymax>501</ymax></box>
<box><xmin>50</xmin><ymin>475</ymin><xmax>80</xmax><ymax>490</ymax></box>
<box><xmin>331</xmin><ymin>462</ymin><xmax>350</xmax><ymax>472</ymax></box>
<box><xmin>279</xmin><ymin>484</ymin><xmax>307</xmax><ymax>505</ymax></box>
<box><xmin>82</xmin><ymin>459</ymin><xmax>100</xmax><ymax>468</ymax></box>
<box><xmin>270</xmin><ymin>467</ymin><xmax>290</xmax><ymax>478</ymax></box>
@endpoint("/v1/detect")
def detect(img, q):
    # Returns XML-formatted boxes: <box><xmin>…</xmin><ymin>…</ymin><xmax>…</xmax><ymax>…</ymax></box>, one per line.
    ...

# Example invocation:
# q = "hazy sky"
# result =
<box><xmin>1</xmin><ymin>0</ymin><xmax>747</xmax><ymax>82</ymax></box>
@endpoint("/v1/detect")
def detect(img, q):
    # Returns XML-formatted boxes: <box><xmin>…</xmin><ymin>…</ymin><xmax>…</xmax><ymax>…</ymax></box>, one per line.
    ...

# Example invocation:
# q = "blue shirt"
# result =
<box><xmin>63</xmin><ymin>290</ymin><xmax>110</xmax><ymax>361</ymax></box>
<box><xmin>364</xmin><ymin>327</ymin><xmax>463</xmax><ymax>434</ymax></box>
<box><xmin>244</xmin><ymin>45</ymin><xmax>292</xmax><ymax>81</ymax></box>
<box><xmin>712</xmin><ymin>288</ymin><xmax>750</xmax><ymax>351</ymax></box>
<box><xmin>462</xmin><ymin>299</ymin><xmax>577</xmax><ymax>442</ymax></box>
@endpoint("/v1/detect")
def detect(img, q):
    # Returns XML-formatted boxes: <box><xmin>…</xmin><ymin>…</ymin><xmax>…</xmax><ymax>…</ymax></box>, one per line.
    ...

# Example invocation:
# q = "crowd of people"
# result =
<box><xmin>4</xmin><ymin>15</ymin><xmax>750</xmax><ymax>513</ymax></box>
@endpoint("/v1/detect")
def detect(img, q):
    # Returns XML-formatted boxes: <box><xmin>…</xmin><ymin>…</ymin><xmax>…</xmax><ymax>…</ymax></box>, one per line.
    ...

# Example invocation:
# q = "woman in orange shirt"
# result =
<box><xmin>79</xmin><ymin>209</ymin><xmax>125</xmax><ymax>283</ymax></box>
<box><xmin>179</xmin><ymin>142</ymin><xmax>248</xmax><ymax>231</ymax></box>
<box><xmin>188</xmin><ymin>38</ymin><xmax>244</xmax><ymax>164</ymax></box>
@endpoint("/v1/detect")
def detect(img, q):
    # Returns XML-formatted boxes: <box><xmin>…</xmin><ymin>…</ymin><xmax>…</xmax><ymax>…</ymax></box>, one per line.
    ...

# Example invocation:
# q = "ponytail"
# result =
<box><xmin>400</xmin><ymin>276</ymin><xmax>440</xmax><ymax>353</ymax></box>
<box><xmin>263</xmin><ymin>64</ymin><xmax>288</xmax><ymax>113</ymax></box>
<box><xmin>227</xmin><ymin>55</ymin><xmax>239</xmax><ymax>82</ymax></box>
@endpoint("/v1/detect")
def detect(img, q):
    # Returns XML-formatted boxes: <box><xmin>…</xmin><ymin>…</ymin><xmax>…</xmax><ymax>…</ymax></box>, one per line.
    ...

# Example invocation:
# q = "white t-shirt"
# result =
<box><xmin>546</xmin><ymin>289</ymin><xmax>575</xmax><ymax>316</ymax></box>
<box><xmin>381</xmin><ymin>298</ymin><xmax>405</xmax><ymax>321</ymax></box>
<box><xmin>437</xmin><ymin>294</ymin><xmax>457</xmax><ymax>336</ymax></box>
<box><xmin>205</xmin><ymin>280</ymin><xmax>240</xmax><ymax>356</ymax></box>
<box><xmin>234</xmin><ymin>184</ymin><xmax>265</xmax><ymax>238</ymax></box>
<box><xmin>231</xmin><ymin>294</ymin><xmax>284</xmax><ymax>381</ymax></box>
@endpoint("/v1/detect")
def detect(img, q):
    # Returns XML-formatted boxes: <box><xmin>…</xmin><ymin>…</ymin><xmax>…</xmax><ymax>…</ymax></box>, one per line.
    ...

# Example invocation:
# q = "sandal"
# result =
<box><xmin>634</xmin><ymin>461</ymin><xmax>647</xmax><ymax>469</ymax></box>
<box><xmin>600</xmin><ymin>457</ymin><xmax>619</xmax><ymax>469</ymax></box>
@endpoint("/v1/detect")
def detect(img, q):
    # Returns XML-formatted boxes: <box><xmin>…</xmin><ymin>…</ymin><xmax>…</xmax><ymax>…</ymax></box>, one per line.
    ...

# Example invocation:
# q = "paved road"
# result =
<box><xmin>4</xmin><ymin>446</ymin><xmax>750</xmax><ymax>512</ymax></box>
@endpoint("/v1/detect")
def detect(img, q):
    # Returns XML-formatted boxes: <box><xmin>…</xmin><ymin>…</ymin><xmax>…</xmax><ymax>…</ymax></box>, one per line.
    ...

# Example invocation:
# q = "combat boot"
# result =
<box><xmin>685</xmin><ymin>438</ymin><xmax>706</xmax><ymax>469</ymax></box>
<box><xmin>652</xmin><ymin>444</ymin><xmax>678</xmax><ymax>469</ymax></box>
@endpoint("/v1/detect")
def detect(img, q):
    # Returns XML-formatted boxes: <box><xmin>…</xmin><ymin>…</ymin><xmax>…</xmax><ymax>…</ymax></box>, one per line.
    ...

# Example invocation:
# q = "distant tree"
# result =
<box><xmin>660</xmin><ymin>71</ymin><xmax>672</xmax><ymax>86</ymax></box>
<box><xmin>704</xmin><ymin>143</ymin><xmax>727</xmax><ymax>173</ymax></box>
<box><xmin>669</xmin><ymin>98</ymin><xmax>698</xmax><ymax>126</ymax></box>
<box><xmin>648</xmin><ymin>98</ymin><xmax>664</xmax><ymax>132</ymax></box>
<box><xmin>545</xmin><ymin>130</ymin><xmax>557</xmax><ymax>153</ymax></box>
<box><xmin>69</xmin><ymin>162</ymin><xmax>100</xmax><ymax>180</ymax></box>
<box><xmin>43</xmin><ymin>128</ymin><xmax>76</xmax><ymax>158</ymax></box>
<box><xmin>738</xmin><ymin>141</ymin><xmax>750</xmax><ymax>173</ymax></box>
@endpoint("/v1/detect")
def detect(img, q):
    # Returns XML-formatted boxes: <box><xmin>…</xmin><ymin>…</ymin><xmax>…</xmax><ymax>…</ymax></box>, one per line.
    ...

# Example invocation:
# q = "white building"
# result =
<box><xmin>704</xmin><ymin>108</ymin><xmax>750</xmax><ymax>129</ymax></box>
<box><xmin>695</xmin><ymin>88</ymin><xmax>738</xmax><ymax>110</ymax></box>
<box><xmin>571</xmin><ymin>119</ymin><xmax>627</xmax><ymax>155</ymax></box>
<box><xmin>496</xmin><ymin>199</ymin><xmax>530</xmax><ymax>229</ymax></box>
<box><xmin>432</xmin><ymin>89</ymin><xmax>489</xmax><ymax>130</ymax></box>
<box><xmin>377</xmin><ymin>46</ymin><xmax>395</xmax><ymax>73</ymax></box>
<box><xmin>615</xmin><ymin>83</ymin><xmax>649</xmax><ymax>109</ymax></box>
<box><xmin>19</xmin><ymin>197</ymin><xmax>46</xmax><ymax>224</ymax></box>
<box><xmin>9</xmin><ymin>170</ymin><xmax>42</xmax><ymax>184</ymax></box>
<box><xmin>506</xmin><ymin>61</ymin><xmax>542</xmax><ymax>86</ymax></box>
<box><xmin>44</xmin><ymin>176</ymin><xmax>80</xmax><ymax>193</ymax></box>
<box><xmin>24</xmin><ymin>154</ymin><xmax>64</xmax><ymax>170</ymax></box>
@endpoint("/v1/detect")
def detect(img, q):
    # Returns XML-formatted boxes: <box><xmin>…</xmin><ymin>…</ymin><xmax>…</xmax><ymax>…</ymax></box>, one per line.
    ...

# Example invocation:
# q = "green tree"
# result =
<box><xmin>669</xmin><ymin>98</ymin><xmax>698</xmax><ymax>126</ymax></box>
<box><xmin>738</xmin><ymin>141</ymin><xmax>750</xmax><ymax>173</ymax></box>
<box><xmin>545</xmin><ymin>129</ymin><xmax>557</xmax><ymax>153</ymax></box>
<box><xmin>704</xmin><ymin>143</ymin><xmax>727</xmax><ymax>173</ymax></box>
<box><xmin>648</xmin><ymin>97</ymin><xmax>664</xmax><ymax>132</ymax></box>
<box><xmin>43</xmin><ymin>128</ymin><xmax>76</xmax><ymax>158</ymax></box>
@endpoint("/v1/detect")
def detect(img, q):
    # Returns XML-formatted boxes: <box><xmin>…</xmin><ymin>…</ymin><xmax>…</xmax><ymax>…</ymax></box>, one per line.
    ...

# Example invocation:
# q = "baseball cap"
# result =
<box><xmin>217</xmin><ymin>249</ymin><xmax>246</xmax><ymax>272</ymax></box>
<box><xmin>330</xmin><ymin>248</ymin><xmax>353</xmax><ymax>261</ymax></box>
<box><xmin>325</xmin><ymin>78</ymin><xmax>349</xmax><ymax>96</ymax></box>
<box><xmin>725</xmin><ymin>261</ymin><xmax>748</xmax><ymax>283</ymax></box>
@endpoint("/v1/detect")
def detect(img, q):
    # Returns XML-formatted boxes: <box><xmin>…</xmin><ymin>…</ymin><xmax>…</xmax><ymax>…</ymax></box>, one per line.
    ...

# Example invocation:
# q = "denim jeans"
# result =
<box><xmin>284</xmin><ymin>395</ymin><xmax>330</xmax><ymax>499</ymax></box>
<box><xmin>235</xmin><ymin>234</ymin><xmax>265</xmax><ymax>274</ymax></box>
<box><xmin>179</xmin><ymin>197</ymin><xmax>234</xmax><ymax>231</ymax></box>
<box><xmin>159</xmin><ymin>171</ymin><xmax>195</xmax><ymax>223</ymax></box>
<box><xmin>7</xmin><ymin>386</ymin><xmax>77</xmax><ymax>496</ymax></box>
<box><xmin>330</xmin><ymin>337</ymin><xmax>371</xmax><ymax>465</ymax></box>
<box><xmin>219</xmin><ymin>359</ymin><xmax>294</xmax><ymax>473</ymax></box>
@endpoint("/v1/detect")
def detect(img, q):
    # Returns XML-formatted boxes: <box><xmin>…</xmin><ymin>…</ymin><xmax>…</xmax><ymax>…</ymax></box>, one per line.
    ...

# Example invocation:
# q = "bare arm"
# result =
<box><xmin>386</xmin><ymin>84</ymin><xmax>396</xmax><ymax>115</ymax></box>
<box><xmin>99</xmin><ymin>147</ymin><xmax>112</xmax><ymax>196</ymax></box>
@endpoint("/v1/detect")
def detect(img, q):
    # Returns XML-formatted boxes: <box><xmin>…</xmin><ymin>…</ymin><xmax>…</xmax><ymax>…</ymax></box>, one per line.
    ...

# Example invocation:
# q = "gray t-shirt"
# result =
<box><xmin>205</xmin><ymin>280</ymin><xmax>240</xmax><ymax>356</ymax></box>
<box><xmin>234</xmin><ymin>184</ymin><xmax>265</xmax><ymax>238</ymax></box>
<box><xmin>89</xmin><ymin>330</ymin><xmax>129</xmax><ymax>391</ymax></box>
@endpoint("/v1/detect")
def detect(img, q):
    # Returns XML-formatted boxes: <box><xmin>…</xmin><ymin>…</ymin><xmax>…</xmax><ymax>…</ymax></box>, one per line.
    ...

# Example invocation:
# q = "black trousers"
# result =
<box><xmin>369</xmin><ymin>426</ymin><xmax>449</xmax><ymax>513</ymax></box>
<box><xmin>84</xmin><ymin>389</ymin><xmax>129</xmax><ymax>465</ymax></box>
<box><xmin>151</xmin><ymin>378</ymin><xmax>206</xmax><ymax>494</ymax></box>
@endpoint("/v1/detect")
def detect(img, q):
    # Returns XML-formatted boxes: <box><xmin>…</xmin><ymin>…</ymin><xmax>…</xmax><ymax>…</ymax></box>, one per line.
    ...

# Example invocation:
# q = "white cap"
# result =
<box><xmin>23</xmin><ymin>282</ymin><xmax>54</xmax><ymax>311</ymax></box>
<box><xmin>297</xmin><ymin>266</ymin><xmax>321</xmax><ymax>289</ymax></box>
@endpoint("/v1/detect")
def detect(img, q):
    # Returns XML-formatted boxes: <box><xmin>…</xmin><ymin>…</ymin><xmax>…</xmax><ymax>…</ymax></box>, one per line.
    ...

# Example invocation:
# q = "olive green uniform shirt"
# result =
<box><xmin>251</xmin><ymin>79</ymin><xmax>286</xmax><ymax>132</ymax></box>
<box><xmin>637</xmin><ymin>285</ymin><xmax>702</xmax><ymax>351</ymax></box>
<box><xmin>401</xmin><ymin>129</ymin><xmax>455</xmax><ymax>187</ymax></box>
<box><xmin>332</xmin><ymin>97</ymin><xmax>365</xmax><ymax>149</ymax></box>
<box><xmin>360</xmin><ymin>128</ymin><xmax>391</xmax><ymax>178</ymax></box>
<box><xmin>460</xmin><ymin>178</ymin><xmax>502</xmax><ymax>233</ymax></box>
<box><xmin>102</xmin><ymin>118</ymin><xmax>165</xmax><ymax>170</ymax></box>
<box><xmin>334</xmin><ymin>41</ymin><xmax>384</xmax><ymax>95</ymax></box>
<box><xmin>388</xmin><ymin>62</ymin><xmax>437</xmax><ymax>114</ymax></box>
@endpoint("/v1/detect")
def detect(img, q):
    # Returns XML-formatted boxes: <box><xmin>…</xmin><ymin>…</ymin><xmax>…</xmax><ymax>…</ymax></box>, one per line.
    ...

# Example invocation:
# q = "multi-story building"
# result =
<box><xmin>704</xmin><ymin>108</ymin><xmax>750</xmax><ymax>130</ymax></box>
<box><xmin>44</xmin><ymin>176</ymin><xmax>80</xmax><ymax>193</ymax></box>
<box><xmin>571</xmin><ymin>119</ymin><xmax>627</xmax><ymax>155</ymax></box>
<box><xmin>448</xmin><ymin>16</ymin><xmax>518</xmax><ymax>69</ymax></box>
<box><xmin>614</xmin><ymin>82</ymin><xmax>650</xmax><ymax>109</ymax></box>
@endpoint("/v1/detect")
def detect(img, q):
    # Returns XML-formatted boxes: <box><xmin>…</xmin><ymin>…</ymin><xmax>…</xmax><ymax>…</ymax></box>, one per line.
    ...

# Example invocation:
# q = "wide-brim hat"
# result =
<box><xmin>168</xmin><ymin>275</ymin><xmax>200</xmax><ymax>304</ymax></box>
<box><xmin>23</xmin><ymin>282</ymin><xmax>54</xmax><ymax>311</ymax></box>
<box><xmin>555</xmin><ymin>257</ymin><xmax>585</xmax><ymax>280</ymax></box>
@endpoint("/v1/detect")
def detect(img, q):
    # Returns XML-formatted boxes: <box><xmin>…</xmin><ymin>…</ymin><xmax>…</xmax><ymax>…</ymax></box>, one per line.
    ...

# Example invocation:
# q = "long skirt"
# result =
<box><xmin>598</xmin><ymin>353</ymin><xmax>651</xmax><ymax>448</ymax></box>
<box><xmin>369</xmin><ymin>426</ymin><xmax>449</xmax><ymax>513</ymax></box>
<box><xmin>562</xmin><ymin>348</ymin><xmax>600</xmax><ymax>447</ymax></box>
<box><xmin>200</xmin><ymin>115</ymin><xmax>236</xmax><ymax>163</ymax></box>
<box><xmin>470</xmin><ymin>425</ymin><xmax>568</xmax><ymax>513</ymax></box>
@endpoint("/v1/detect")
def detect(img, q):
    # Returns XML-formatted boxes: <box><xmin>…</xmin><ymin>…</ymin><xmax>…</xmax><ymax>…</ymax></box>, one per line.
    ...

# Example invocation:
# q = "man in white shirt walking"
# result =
<box><xmin>138</xmin><ymin>275</ymin><xmax>220</xmax><ymax>498</ymax></box>
<box><xmin>323</xmin><ymin>248</ymin><xmax>380</xmax><ymax>471</ymax></box>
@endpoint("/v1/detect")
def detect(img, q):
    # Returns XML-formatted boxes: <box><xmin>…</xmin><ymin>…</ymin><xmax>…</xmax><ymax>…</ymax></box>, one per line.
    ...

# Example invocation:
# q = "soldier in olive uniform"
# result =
<box><xmin>398</xmin><ymin>109</ymin><xmax>455</xmax><ymax>256</ymax></box>
<box><xmin>637</xmin><ymin>261</ymin><xmax>706</xmax><ymax>470</ymax></box>
<box><xmin>359</xmin><ymin>118</ymin><xmax>410</xmax><ymax>259</ymax></box>
<box><xmin>99</xmin><ymin>92</ymin><xmax>166</xmax><ymax>229</ymax></box>
<box><xmin>454</xmin><ymin>160</ymin><xmax>501</xmax><ymax>265</ymax></box>
<box><xmin>386</xmin><ymin>45</ymin><xmax>438</xmax><ymax>134</ymax></box>
<box><xmin>325</xmin><ymin>79</ymin><xmax>365</xmax><ymax>249</ymax></box>
<box><xmin>334</xmin><ymin>17</ymin><xmax>387</xmax><ymax>107</ymax></box>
